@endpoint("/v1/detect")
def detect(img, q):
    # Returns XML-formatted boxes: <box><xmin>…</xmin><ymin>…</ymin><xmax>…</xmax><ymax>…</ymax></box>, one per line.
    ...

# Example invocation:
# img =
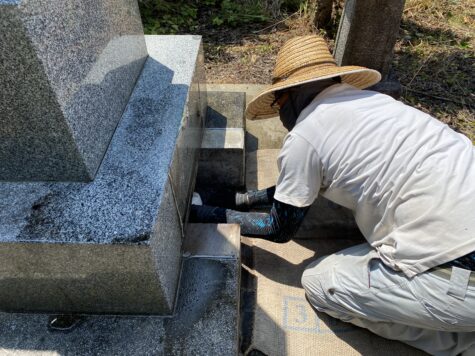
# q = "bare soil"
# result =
<box><xmin>196</xmin><ymin>0</ymin><xmax>474</xmax><ymax>142</ymax></box>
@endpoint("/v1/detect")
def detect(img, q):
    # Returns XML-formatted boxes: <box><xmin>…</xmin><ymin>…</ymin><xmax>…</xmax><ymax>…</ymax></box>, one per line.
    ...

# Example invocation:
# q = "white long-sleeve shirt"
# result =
<box><xmin>274</xmin><ymin>83</ymin><xmax>475</xmax><ymax>277</ymax></box>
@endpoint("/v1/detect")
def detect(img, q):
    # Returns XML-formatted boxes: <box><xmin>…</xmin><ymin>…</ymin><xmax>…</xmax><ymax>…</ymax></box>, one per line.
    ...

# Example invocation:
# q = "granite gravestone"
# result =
<box><xmin>0</xmin><ymin>0</ymin><xmax>205</xmax><ymax>315</ymax></box>
<box><xmin>0</xmin><ymin>0</ymin><xmax>147</xmax><ymax>181</ymax></box>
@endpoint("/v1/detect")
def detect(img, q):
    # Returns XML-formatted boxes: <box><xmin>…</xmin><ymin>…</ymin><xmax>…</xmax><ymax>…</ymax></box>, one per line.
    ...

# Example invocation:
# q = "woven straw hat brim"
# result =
<box><xmin>246</xmin><ymin>66</ymin><xmax>381</xmax><ymax>119</ymax></box>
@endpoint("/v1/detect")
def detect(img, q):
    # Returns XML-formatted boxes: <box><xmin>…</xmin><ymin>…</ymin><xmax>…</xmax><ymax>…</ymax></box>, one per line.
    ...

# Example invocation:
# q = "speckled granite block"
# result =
<box><xmin>0</xmin><ymin>257</ymin><xmax>239</xmax><ymax>355</ymax></box>
<box><xmin>197</xmin><ymin>128</ymin><xmax>245</xmax><ymax>188</ymax></box>
<box><xmin>0</xmin><ymin>35</ymin><xmax>206</xmax><ymax>315</ymax></box>
<box><xmin>206</xmin><ymin>92</ymin><xmax>246</xmax><ymax>129</ymax></box>
<box><xmin>0</xmin><ymin>225</ymin><xmax>240</xmax><ymax>355</ymax></box>
<box><xmin>0</xmin><ymin>0</ymin><xmax>147</xmax><ymax>181</ymax></box>
<box><xmin>197</xmin><ymin>91</ymin><xmax>246</xmax><ymax>188</ymax></box>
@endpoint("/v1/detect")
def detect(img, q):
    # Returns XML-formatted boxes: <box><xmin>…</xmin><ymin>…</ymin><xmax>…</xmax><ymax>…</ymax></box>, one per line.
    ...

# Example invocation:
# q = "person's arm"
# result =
<box><xmin>191</xmin><ymin>132</ymin><xmax>321</xmax><ymax>242</ymax></box>
<box><xmin>228</xmin><ymin>199</ymin><xmax>309</xmax><ymax>242</ymax></box>
<box><xmin>190</xmin><ymin>199</ymin><xmax>309</xmax><ymax>243</ymax></box>
<box><xmin>235</xmin><ymin>186</ymin><xmax>276</xmax><ymax>210</ymax></box>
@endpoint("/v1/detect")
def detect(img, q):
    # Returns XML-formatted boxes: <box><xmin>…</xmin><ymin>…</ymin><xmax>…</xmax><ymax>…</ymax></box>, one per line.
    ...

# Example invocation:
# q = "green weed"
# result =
<box><xmin>139</xmin><ymin>0</ymin><xmax>269</xmax><ymax>34</ymax></box>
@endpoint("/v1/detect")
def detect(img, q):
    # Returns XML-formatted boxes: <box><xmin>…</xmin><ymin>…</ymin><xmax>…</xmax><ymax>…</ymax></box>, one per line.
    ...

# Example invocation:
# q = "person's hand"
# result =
<box><xmin>191</xmin><ymin>192</ymin><xmax>203</xmax><ymax>206</ymax></box>
<box><xmin>235</xmin><ymin>192</ymin><xmax>250</xmax><ymax>211</ymax></box>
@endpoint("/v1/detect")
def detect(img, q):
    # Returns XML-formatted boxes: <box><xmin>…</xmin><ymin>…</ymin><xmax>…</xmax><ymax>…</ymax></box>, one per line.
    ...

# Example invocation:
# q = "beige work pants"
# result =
<box><xmin>301</xmin><ymin>243</ymin><xmax>475</xmax><ymax>356</ymax></box>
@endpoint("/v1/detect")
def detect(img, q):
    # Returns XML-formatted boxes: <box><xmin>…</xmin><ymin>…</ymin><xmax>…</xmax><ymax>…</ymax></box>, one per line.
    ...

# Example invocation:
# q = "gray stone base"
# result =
<box><xmin>198</xmin><ymin>128</ymin><xmax>245</xmax><ymax>188</ymax></box>
<box><xmin>0</xmin><ymin>0</ymin><xmax>148</xmax><ymax>182</ymax></box>
<box><xmin>0</xmin><ymin>35</ymin><xmax>206</xmax><ymax>315</ymax></box>
<box><xmin>205</xmin><ymin>91</ymin><xmax>246</xmax><ymax>129</ymax></box>
<box><xmin>0</xmin><ymin>224</ymin><xmax>240</xmax><ymax>355</ymax></box>
<box><xmin>197</xmin><ymin>91</ymin><xmax>246</xmax><ymax>188</ymax></box>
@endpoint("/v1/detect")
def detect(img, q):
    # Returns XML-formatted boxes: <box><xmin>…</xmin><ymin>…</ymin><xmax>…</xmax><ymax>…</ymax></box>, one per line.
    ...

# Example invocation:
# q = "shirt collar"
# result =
<box><xmin>295</xmin><ymin>83</ymin><xmax>357</xmax><ymax>125</ymax></box>
<box><xmin>314</xmin><ymin>83</ymin><xmax>356</xmax><ymax>101</ymax></box>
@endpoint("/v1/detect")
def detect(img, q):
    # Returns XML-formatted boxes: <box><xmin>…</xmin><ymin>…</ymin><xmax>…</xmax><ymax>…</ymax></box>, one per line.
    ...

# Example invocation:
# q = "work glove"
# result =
<box><xmin>235</xmin><ymin>186</ymin><xmax>276</xmax><ymax>211</ymax></box>
<box><xmin>191</xmin><ymin>192</ymin><xmax>203</xmax><ymax>206</ymax></box>
<box><xmin>235</xmin><ymin>192</ymin><xmax>250</xmax><ymax>211</ymax></box>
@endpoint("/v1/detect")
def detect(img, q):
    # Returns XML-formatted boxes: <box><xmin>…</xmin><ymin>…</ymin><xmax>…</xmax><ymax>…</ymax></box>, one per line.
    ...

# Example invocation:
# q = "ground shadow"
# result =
<box><xmin>243</xmin><ymin>237</ymin><xmax>426</xmax><ymax>355</ymax></box>
<box><xmin>394</xmin><ymin>19</ymin><xmax>474</xmax><ymax>129</ymax></box>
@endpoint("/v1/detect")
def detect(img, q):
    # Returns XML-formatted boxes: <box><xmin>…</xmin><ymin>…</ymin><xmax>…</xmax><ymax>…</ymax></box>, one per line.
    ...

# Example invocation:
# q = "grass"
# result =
<box><xmin>140</xmin><ymin>0</ymin><xmax>474</xmax><ymax>142</ymax></box>
<box><xmin>394</xmin><ymin>0</ymin><xmax>474</xmax><ymax>141</ymax></box>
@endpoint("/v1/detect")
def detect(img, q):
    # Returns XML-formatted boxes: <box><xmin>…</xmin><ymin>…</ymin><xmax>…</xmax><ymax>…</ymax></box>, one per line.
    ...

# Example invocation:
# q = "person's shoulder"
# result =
<box><xmin>285</xmin><ymin>123</ymin><xmax>321</xmax><ymax>154</ymax></box>
<box><xmin>319</xmin><ymin>87</ymin><xmax>407</xmax><ymax>118</ymax></box>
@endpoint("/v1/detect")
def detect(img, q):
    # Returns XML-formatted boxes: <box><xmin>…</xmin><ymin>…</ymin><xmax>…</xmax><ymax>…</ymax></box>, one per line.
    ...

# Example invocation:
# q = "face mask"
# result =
<box><xmin>279</xmin><ymin>94</ymin><xmax>298</xmax><ymax>131</ymax></box>
<box><xmin>278</xmin><ymin>78</ymin><xmax>341</xmax><ymax>131</ymax></box>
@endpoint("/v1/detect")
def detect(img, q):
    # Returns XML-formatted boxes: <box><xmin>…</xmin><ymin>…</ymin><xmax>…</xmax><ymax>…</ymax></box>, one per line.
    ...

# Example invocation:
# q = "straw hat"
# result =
<box><xmin>245</xmin><ymin>35</ymin><xmax>382</xmax><ymax>119</ymax></box>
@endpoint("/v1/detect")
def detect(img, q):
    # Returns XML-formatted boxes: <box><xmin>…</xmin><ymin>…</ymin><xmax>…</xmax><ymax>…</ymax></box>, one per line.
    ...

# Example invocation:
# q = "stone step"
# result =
<box><xmin>196</xmin><ymin>91</ymin><xmax>246</xmax><ymax>189</ymax></box>
<box><xmin>206</xmin><ymin>84</ymin><xmax>287</xmax><ymax>153</ymax></box>
<box><xmin>204</xmin><ymin>91</ymin><xmax>246</xmax><ymax>130</ymax></box>
<box><xmin>0</xmin><ymin>224</ymin><xmax>241</xmax><ymax>355</ymax></box>
<box><xmin>0</xmin><ymin>35</ymin><xmax>206</xmax><ymax>315</ymax></box>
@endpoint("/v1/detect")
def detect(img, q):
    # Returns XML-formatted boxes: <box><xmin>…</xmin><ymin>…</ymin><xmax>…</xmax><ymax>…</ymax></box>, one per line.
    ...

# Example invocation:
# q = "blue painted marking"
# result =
<box><xmin>282</xmin><ymin>296</ymin><xmax>355</xmax><ymax>334</ymax></box>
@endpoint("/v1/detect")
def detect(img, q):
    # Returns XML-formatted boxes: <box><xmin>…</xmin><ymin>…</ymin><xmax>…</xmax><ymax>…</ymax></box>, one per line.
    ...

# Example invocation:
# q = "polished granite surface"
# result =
<box><xmin>0</xmin><ymin>36</ymin><xmax>206</xmax><ymax>314</ymax></box>
<box><xmin>0</xmin><ymin>0</ymin><xmax>147</xmax><ymax>181</ymax></box>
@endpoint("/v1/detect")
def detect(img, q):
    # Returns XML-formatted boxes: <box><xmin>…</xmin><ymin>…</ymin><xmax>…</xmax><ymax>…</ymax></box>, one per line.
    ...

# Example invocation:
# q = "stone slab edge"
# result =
<box><xmin>0</xmin><ymin>35</ymin><xmax>206</xmax><ymax>315</ymax></box>
<box><xmin>0</xmin><ymin>257</ymin><xmax>240</xmax><ymax>356</ymax></box>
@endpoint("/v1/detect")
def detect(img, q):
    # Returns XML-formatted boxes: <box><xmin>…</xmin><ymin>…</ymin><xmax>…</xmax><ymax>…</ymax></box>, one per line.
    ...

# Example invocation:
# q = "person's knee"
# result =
<box><xmin>301</xmin><ymin>262</ymin><xmax>332</xmax><ymax>310</ymax></box>
<box><xmin>301</xmin><ymin>254</ymin><xmax>332</xmax><ymax>284</ymax></box>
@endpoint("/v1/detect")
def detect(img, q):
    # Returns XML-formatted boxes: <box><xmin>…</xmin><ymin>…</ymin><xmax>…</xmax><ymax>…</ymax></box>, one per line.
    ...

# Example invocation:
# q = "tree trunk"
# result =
<box><xmin>314</xmin><ymin>0</ymin><xmax>333</xmax><ymax>28</ymax></box>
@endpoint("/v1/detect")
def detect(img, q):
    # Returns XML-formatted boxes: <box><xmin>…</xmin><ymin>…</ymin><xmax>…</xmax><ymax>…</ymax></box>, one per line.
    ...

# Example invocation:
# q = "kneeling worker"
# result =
<box><xmin>191</xmin><ymin>35</ymin><xmax>475</xmax><ymax>355</ymax></box>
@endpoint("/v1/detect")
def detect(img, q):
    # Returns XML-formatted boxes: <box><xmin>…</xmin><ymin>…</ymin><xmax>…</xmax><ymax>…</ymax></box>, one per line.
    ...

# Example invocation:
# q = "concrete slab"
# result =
<box><xmin>197</xmin><ymin>128</ymin><xmax>245</xmax><ymax>188</ymax></box>
<box><xmin>205</xmin><ymin>84</ymin><xmax>287</xmax><ymax>152</ymax></box>
<box><xmin>206</xmin><ymin>84</ymin><xmax>267</xmax><ymax>104</ymax></box>
<box><xmin>197</xmin><ymin>90</ymin><xmax>246</xmax><ymax>188</ymax></box>
<box><xmin>246</xmin><ymin>116</ymin><xmax>287</xmax><ymax>152</ymax></box>
<box><xmin>0</xmin><ymin>35</ymin><xmax>206</xmax><ymax>315</ymax></box>
<box><xmin>184</xmin><ymin>223</ymin><xmax>240</xmax><ymax>258</ymax></box>
<box><xmin>206</xmin><ymin>91</ymin><xmax>246</xmax><ymax>129</ymax></box>
<box><xmin>201</xmin><ymin>128</ymin><xmax>245</xmax><ymax>150</ymax></box>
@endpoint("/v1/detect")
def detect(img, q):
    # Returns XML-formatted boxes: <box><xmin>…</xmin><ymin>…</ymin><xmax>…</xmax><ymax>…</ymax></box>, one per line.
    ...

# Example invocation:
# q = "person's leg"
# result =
<box><xmin>322</xmin><ymin>308</ymin><xmax>474</xmax><ymax>356</ymax></box>
<box><xmin>301</xmin><ymin>243</ymin><xmax>475</xmax><ymax>355</ymax></box>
